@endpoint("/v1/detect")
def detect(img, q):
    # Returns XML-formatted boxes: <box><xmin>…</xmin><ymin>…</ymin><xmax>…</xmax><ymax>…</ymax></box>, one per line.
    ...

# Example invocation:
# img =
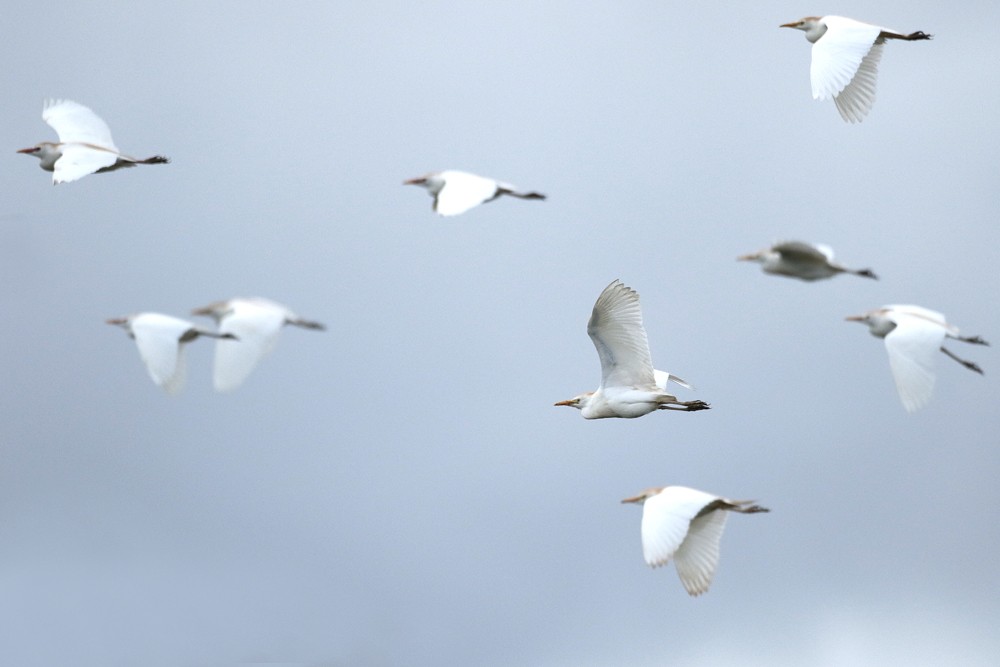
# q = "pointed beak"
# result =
<box><xmin>190</xmin><ymin>306</ymin><xmax>212</xmax><ymax>316</ymax></box>
<box><xmin>620</xmin><ymin>494</ymin><xmax>645</xmax><ymax>505</ymax></box>
<box><xmin>553</xmin><ymin>399</ymin><xmax>575</xmax><ymax>407</ymax></box>
<box><xmin>16</xmin><ymin>147</ymin><xmax>39</xmax><ymax>154</ymax></box>
<box><xmin>779</xmin><ymin>22</ymin><xmax>798</xmax><ymax>28</ymax></box>
<box><xmin>403</xmin><ymin>176</ymin><xmax>425</xmax><ymax>186</ymax></box>
<box><xmin>844</xmin><ymin>315</ymin><xmax>865</xmax><ymax>322</ymax></box>
<box><xmin>105</xmin><ymin>317</ymin><xmax>127</xmax><ymax>326</ymax></box>
<box><xmin>736</xmin><ymin>253</ymin><xmax>756</xmax><ymax>262</ymax></box>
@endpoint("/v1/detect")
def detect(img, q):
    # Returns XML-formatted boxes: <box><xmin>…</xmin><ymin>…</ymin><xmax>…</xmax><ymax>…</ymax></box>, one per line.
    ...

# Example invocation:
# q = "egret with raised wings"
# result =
<box><xmin>107</xmin><ymin>313</ymin><xmax>235</xmax><ymax>394</ymax></box>
<box><xmin>555</xmin><ymin>280</ymin><xmax>708</xmax><ymax>418</ymax></box>
<box><xmin>18</xmin><ymin>99</ymin><xmax>169</xmax><ymax>184</ymax></box>
<box><xmin>403</xmin><ymin>170</ymin><xmax>545</xmax><ymax>216</ymax></box>
<box><xmin>780</xmin><ymin>16</ymin><xmax>931</xmax><ymax>122</ymax></box>
<box><xmin>846</xmin><ymin>305</ymin><xmax>987</xmax><ymax>412</ymax></box>
<box><xmin>739</xmin><ymin>241</ymin><xmax>877</xmax><ymax>281</ymax></box>
<box><xmin>622</xmin><ymin>486</ymin><xmax>769</xmax><ymax>596</ymax></box>
<box><xmin>192</xmin><ymin>298</ymin><xmax>325</xmax><ymax>392</ymax></box>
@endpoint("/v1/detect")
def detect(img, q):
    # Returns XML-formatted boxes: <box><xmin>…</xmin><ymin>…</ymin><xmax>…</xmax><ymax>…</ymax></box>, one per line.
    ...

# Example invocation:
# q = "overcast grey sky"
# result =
<box><xmin>2</xmin><ymin>2</ymin><xmax>999</xmax><ymax>666</ymax></box>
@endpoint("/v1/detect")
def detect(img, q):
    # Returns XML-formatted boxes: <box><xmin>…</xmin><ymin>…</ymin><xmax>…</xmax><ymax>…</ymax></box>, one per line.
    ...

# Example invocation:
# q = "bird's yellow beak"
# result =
<box><xmin>553</xmin><ymin>399</ymin><xmax>575</xmax><ymax>407</ymax></box>
<box><xmin>736</xmin><ymin>253</ymin><xmax>756</xmax><ymax>262</ymax></box>
<box><xmin>844</xmin><ymin>315</ymin><xmax>865</xmax><ymax>322</ymax></box>
<box><xmin>16</xmin><ymin>147</ymin><xmax>39</xmax><ymax>154</ymax></box>
<box><xmin>403</xmin><ymin>177</ymin><xmax>424</xmax><ymax>186</ymax></box>
<box><xmin>779</xmin><ymin>21</ymin><xmax>798</xmax><ymax>28</ymax></box>
<box><xmin>620</xmin><ymin>494</ymin><xmax>645</xmax><ymax>505</ymax></box>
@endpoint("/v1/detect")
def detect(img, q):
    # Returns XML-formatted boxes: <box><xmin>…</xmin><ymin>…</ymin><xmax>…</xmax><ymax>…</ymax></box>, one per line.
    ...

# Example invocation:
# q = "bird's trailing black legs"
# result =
<box><xmin>941</xmin><ymin>347</ymin><xmax>984</xmax><ymax>375</ymax></box>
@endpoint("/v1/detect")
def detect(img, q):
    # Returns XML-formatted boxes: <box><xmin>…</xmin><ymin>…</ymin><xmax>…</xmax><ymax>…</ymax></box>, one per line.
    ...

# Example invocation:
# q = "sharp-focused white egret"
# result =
<box><xmin>191</xmin><ymin>297</ymin><xmax>325</xmax><ymax>392</ymax></box>
<box><xmin>846</xmin><ymin>305</ymin><xmax>988</xmax><ymax>412</ymax></box>
<box><xmin>739</xmin><ymin>241</ymin><xmax>877</xmax><ymax>281</ymax></box>
<box><xmin>403</xmin><ymin>170</ymin><xmax>545</xmax><ymax>216</ymax></box>
<box><xmin>18</xmin><ymin>100</ymin><xmax>169</xmax><ymax>184</ymax></box>
<box><xmin>107</xmin><ymin>313</ymin><xmax>235</xmax><ymax>394</ymax></box>
<box><xmin>780</xmin><ymin>16</ymin><xmax>931</xmax><ymax>123</ymax></box>
<box><xmin>621</xmin><ymin>486</ymin><xmax>769</xmax><ymax>596</ymax></box>
<box><xmin>555</xmin><ymin>280</ymin><xmax>709</xmax><ymax>418</ymax></box>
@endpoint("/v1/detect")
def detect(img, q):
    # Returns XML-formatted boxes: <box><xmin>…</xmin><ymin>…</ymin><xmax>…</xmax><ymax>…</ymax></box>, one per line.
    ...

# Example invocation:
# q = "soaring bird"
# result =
<box><xmin>18</xmin><ymin>99</ymin><xmax>169</xmax><ymax>184</ymax></box>
<box><xmin>107</xmin><ymin>313</ymin><xmax>235</xmax><ymax>394</ymax></box>
<box><xmin>403</xmin><ymin>170</ymin><xmax>545</xmax><ymax>216</ymax></box>
<box><xmin>621</xmin><ymin>486</ymin><xmax>769</xmax><ymax>597</ymax></box>
<box><xmin>555</xmin><ymin>280</ymin><xmax>709</xmax><ymax>418</ymax></box>
<box><xmin>780</xmin><ymin>16</ymin><xmax>931</xmax><ymax>122</ymax></box>
<box><xmin>738</xmin><ymin>241</ymin><xmax>877</xmax><ymax>281</ymax></box>
<box><xmin>191</xmin><ymin>298</ymin><xmax>325</xmax><ymax>392</ymax></box>
<box><xmin>846</xmin><ymin>305</ymin><xmax>988</xmax><ymax>412</ymax></box>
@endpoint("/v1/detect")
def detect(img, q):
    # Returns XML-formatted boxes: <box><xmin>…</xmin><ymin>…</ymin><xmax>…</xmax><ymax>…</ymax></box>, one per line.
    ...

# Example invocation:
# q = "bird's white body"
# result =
<box><xmin>403</xmin><ymin>170</ymin><xmax>545</xmax><ymax>216</ymax></box>
<box><xmin>555</xmin><ymin>280</ymin><xmax>708</xmax><ymax>418</ymax></box>
<box><xmin>739</xmin><ymin>241</ymin><xmax>877</xmax><ymax>281</ymax></box>
<box><xmin>622</xmin><ymin>486</ymin><xmax>768</xmax><ymax>596</ymax></box>
<box><xmin>107</xmin><ymin>313</ymin><xmax>223</xmax><ymax>394</ymax></box>
<box><xmin>847</xmin><ymin>305</ymin><xmax>987</xmax><ymax>412</ymax></box>
<box><xmin>18</xmin><ymin>99</ymin><xmax>168</xmax><ymax>184</ymax></box>
<box><xmin>192</xmin><ymin>297</ymin><xmax>325</xmax><ymax>392</ymax></box>
<box><xmin>781</xmin><ymin>16</ymin><xmax>931</xmax><ymax>123</ymax></box>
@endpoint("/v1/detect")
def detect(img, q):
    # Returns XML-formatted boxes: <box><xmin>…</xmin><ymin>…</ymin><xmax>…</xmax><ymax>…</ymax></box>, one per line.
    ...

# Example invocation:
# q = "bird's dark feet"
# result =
<box><xmin>908</xmin><ymin>31</ymin><xmax>932</xmax><ymax>40</ymax></box>
<box><xmin>961</xmin><ymin>335</ymin><xmax>989</xmax><ymax>346</ymax></box>
<box><xmin>963</xmin><ymin>361</ymin><xmax>985</xmax><ymax>375</ymax></box>
<box><xmin>683</xmin><ymin>400</ymin><xmax>711</xmax><ymax>411</ymax></box>
<box><xmin>856</xmin><ymin>269</ymin><xmax>878</xmax><ymax>280</ymax></box>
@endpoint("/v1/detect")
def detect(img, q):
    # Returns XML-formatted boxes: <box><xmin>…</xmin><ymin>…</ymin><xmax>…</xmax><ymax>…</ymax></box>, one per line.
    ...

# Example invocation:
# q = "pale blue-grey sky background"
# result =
<box><xmin>1</xmin><ymin>2</ymin><xmax>999</xmax><ymax>666</ymax></box>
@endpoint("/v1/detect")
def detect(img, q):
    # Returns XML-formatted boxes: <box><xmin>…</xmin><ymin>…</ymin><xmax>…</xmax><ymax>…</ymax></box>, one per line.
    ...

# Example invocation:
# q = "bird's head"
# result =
<box><xmin>780</xmin><ymin>17</ymin><xmax>826</xmax><ymax>41</ymax></box>
<box><xmin>553</xmin><ymin>392</ymin><xmax>593</xmax><ymax>410</ymax></box>
<box><xmin>846</xmin><ymin>309</ymin><xmax>894</xmax><ymax>338</ymax></box>
<box><xmin>737</xmin><ymin>249</ymin><xmax>766</xmax><ymax>264</ymax></box>
<box><xmin>621</xmin><ymin>487</ymin><xmax>665</xmax><ymax>505</ymax></box>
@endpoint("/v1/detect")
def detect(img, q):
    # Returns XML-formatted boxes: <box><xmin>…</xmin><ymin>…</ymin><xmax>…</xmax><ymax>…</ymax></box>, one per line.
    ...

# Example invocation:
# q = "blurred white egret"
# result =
<box><xmin>846</xmin><ymin>305</ymin><xmax>988</xmax><ymax>412</ymax></box>
<box><xmin>192</xmin><ymin>298</ymin><xmax>325</xmax><ymax>392</ymax></box>
<box><xmin>738</xmin><ymin>241</ymin><xmax>877</xmax><ymax>281</ymax></box>
<box><xmin>107</xmin><ymin>313</ymin><xmax>235</xmax><ymax>394</ymax></box>
<box><xmin>403</xmin><ymin>170</ymin><xmax>545</xmax><ymax>216</ymax></box>
<box><xmin>18</xmin><ymin>99</ymin><xmax>169</xmax><ymax>184</ymax></box>
<box><xmin>621</xmin><ymin>486</ymin><xmax>769</xmax><ymax>596</ymax></box>
<box><xmin>555</xmin><ymin>280</ymin><xmax>709</xmax><ymax>418</ymax></box>
<box><xmin>780</xmin><ymin>16</ymin><xmax>931</xmax><ymax>123</ymax></box>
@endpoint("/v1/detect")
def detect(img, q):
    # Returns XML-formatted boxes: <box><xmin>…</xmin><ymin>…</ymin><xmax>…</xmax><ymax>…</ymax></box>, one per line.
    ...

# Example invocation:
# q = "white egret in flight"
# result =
<box><xmin>18</xmin><ymin>99</ymin><xmax>169</xmax><ymax>184</ymax></box>
<box><xmin>403</xmin><ymin>170</ymin><xmax>545</xmax><ymax>216</ymax></box>
<box><xmin>780</xmin><ymin>16</ymin><xmax>931</xmax><ymax>122</ymax></box>
<box><xmin>555</xmin><ymin>280</ymin><xmax>709</xmax><ymax>418</ymax></box>
<box><xmin>192</xmin><ymin>298</ymin><xmax>325</xmax><ymax>392</ymax></box>
<box><xmin>107</xmin><ymin>313</ymin><xmax>235</xmax><ymax>394</ymax></box>
<box><xmin>846</xmin><ymin>305</ymin><xmax>987</xmax><ymax>412</ymax></box>
<box><xmin>622</xmin><ymin>486</ymin><xmax>769</xmax><ymax>596</ymax></box>
<box><xmin>738</xmin><ymin>241</ymin><xmax>877</xmax><ymax>281</ymax></box>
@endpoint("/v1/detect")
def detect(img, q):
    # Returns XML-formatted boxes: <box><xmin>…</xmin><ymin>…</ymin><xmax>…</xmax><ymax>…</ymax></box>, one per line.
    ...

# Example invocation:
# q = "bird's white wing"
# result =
<box><xmin>434</xmin><ymin>171</ymin><xmax>499</xmax><ymax>216</ymax></box>
<box><xmin>883</xmin><ymin>313</ymin><xmax>947</xmax><ymax>412</ymax></box>
<box><xmin>833</xmin><ymin>41</ymin><xmax>883</xmax><ymax>123</ymax></box>
<box><xmin>42</xmin><ymin>99</ymin><xmax>118</xmax><ymax>149</ymax></box>
<box><xmin>129</xmin><ymin>317</ymin><xmax>187</xmax><ymax>393</ymax></box>
<box><xmin>52</xmin><ymin>145</ymin><xmax>119</xmax><ymax>184</ymax></box>
<box><xmin>673</xmin><ymin>507</ymin><xmax>728</xmax><ymax>596</ymax></box>
<box><xmin>810</xmin><ymin>17</ymin><xmax>882</xmax><ymax>105</ymax></box>
<box><xmin>885</xmin><ymin>304</ymin><xmax>950</xmax><ymax>329</ymax></box>
<box><xmin>773</xmin><ymin>241</ymin><xmax>829</xmax><ymax>263</ymax></box>
<box><xmin>213</xmin><ymin>302</ymin><xmax>288</xmax><ymax>392</ymax></box>
<box><xmin>587</xmin><ymin>280</ymin><xmax>655</xmax><ymax>389</ymax></box>
<box><xmin>640</xmin><ymin>486</ymin><xmax>719</xmax><ymax>568</ymax></box>
<box><xmin>653</xmin><ymin>369</ymin><xmax>693</xmax><ymax>391</ymax></box>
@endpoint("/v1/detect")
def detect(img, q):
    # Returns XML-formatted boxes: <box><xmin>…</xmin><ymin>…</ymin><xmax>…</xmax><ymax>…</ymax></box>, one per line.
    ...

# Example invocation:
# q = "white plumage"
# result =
<box><xmin>622</xmin><ymin>486</ymin><xmax>769</xmax><ymax>596</ymax></box>
<box><xmin>780</xmin><ymin>16</ymin><xmax>931</xmax><ymax>123</ymax></box>
<box><xmin>192</xmin><ymin>298</ymin><xmax>325</xmax><ymax>392</ymax></box>
<box><xmin>738</xmin><ymin>241</ymin><xmax>877</xmax><ymax>281</ymax></box>
<box><xmin>107</xmin><ymin>313</ymin><xmax>233</xmax><ymax>394</ymax></box>
<box><xmin>554</xmin><ymin>280</ymin><xmax>708</xmax><ymax>418</ymax></box>
<box><xmin>403</xmin><ymin>170</ymin><xmax>545</xmax><ymax>216</ymax></box>
<box><xmin>847</xmin><ymin>305</ymin><xmax>988</xmax><ymax>412</ymax></box>
<box><xmin>18</xmin><ymin>99</ymin><xmax>169</xmax><ymax>184</ymax></box>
